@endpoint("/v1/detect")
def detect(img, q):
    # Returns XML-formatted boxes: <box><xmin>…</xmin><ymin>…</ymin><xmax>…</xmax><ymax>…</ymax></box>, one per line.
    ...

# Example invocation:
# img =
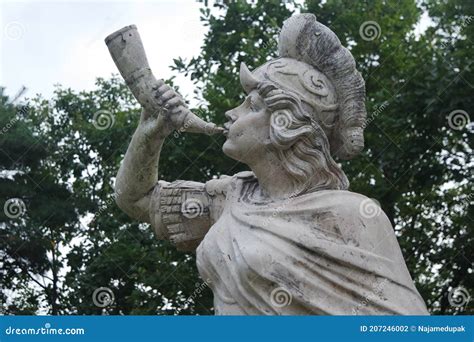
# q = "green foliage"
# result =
<box><xmin>1</xmin><ymin>80</ymin><xmax>213</xmax><ymax>315</ymax></box>
<box><xmin>1</xmin><ymin>0</ymin><xmax>472</xmax><ymax>315</ymax></box>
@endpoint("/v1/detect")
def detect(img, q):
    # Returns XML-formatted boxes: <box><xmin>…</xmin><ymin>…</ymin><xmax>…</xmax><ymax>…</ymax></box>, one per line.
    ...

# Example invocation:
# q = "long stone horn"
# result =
<box><xmin>105</xmin><ymin>25</ymin><xmax>222</xmax><ymax>135</ymax></box>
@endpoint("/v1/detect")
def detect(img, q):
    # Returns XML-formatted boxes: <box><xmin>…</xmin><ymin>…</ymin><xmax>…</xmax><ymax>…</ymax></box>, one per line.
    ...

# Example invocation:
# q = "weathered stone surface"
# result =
<box><xmin>110</xmin><ymin>14</ymin><xmax>428</xmax><ymax>315</ymax></box>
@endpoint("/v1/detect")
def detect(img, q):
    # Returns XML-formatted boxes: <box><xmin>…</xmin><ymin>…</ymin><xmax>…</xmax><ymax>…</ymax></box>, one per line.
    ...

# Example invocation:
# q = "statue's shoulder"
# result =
<box><xmin>305</xmin><ymin>190</ymin><xmax>380</xmax><ymax>217</ymax></box>
<box><xmin>234</xmin><ymin>171</ymin><xmax>256</xmax><ymax>179</ymax></box>
<box><xmin>205</xmin><ymin>171</ymin><xmax>256</xmax><ymax>196</ymax></box>
<box><xmin>314</xmin><ymin>189</ymin><xmax>368</xmax><ymax>203</ymax></box>
<box><xmin>205</xmin><ymin>175</ymin><xmax>232</xmax><ymax>196</ymax></box>
<box><xmin>316</xmin><ymin>190</ymin><xmax>391</xmax><ymax>227</ymax></box>
<box><xmin>328</xmin><ymin>190</ymin><xmax>370</xmax><ymax>203</ymax></box>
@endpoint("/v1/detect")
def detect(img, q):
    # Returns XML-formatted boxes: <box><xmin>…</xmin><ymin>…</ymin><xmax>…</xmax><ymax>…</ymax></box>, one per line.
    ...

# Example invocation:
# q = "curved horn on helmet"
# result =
<box><xmin>240</xmin><ymin>62</ymin><xmax>259</xmax><ymax>93</ymax></box>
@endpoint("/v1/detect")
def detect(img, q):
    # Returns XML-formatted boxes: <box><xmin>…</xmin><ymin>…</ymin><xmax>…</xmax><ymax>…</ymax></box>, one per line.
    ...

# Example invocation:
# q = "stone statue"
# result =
<box><xmin>109</xmin><ymin>14</ymin><xmax>428</xmax><ymax>315</ymax></box>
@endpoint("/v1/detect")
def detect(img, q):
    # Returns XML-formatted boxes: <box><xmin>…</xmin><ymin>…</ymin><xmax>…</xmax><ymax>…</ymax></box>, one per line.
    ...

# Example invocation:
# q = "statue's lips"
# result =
<box><xmin>222</xmin><ymin>122</ymin><xmax>232</xmax><ymax>136</ymax></box>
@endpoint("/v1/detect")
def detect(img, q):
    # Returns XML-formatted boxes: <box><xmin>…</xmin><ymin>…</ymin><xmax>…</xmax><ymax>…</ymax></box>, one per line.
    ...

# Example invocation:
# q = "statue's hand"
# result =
<box><xmin>139</xmin><ymin>79</ymin><xmax>187</xmax><ymax>138</ymax></box>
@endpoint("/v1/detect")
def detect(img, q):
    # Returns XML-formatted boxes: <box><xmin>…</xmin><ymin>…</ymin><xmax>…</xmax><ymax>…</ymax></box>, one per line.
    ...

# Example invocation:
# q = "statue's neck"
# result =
<box><xmin>248</xmin><ymin>155</ymin><xmax>301</xmax><ymax>201</ymax></box>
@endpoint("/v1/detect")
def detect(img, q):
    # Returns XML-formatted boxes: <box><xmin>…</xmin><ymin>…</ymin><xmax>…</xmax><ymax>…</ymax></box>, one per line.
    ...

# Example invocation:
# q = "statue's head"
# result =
<box><xmin>223</xmin><ymin>14</ymin><xmax>366</xmax><ymax>193</ymax></box>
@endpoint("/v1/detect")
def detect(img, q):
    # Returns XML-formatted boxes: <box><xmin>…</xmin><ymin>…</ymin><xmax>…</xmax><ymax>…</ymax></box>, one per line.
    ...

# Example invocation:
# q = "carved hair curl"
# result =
<box><xmin>258</xmin><ymin>82</ymin><xmax>349</xmax><ymax>192</ymax></box>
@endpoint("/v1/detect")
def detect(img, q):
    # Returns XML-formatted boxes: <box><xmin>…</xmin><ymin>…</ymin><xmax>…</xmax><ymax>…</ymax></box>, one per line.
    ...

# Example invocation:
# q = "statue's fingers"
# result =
<box><xmin>167</xmin><ymin>96</ymin><xmax>183</xmax><ymax>108</ymax></box>
<box><xmin>156</xmin><ymin>83</ymin><xmax>170</xmax><ymax>96</ymax></box>
<box><xmin>152</xmin><ymin>79</ymin><xmax>165</xmax><ymax>91</ymax></box>
<box><xmin>161</xmin><ymin>89</ymin><xmax>175</xmax><ymax>102</ymax></box>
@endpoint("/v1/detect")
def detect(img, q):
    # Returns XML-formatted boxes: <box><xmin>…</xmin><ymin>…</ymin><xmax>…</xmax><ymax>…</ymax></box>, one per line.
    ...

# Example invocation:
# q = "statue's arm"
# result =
<box><xmin>114</xmin><ymin>79</ymin><xmax>188</xmax><ymax>223</ymax></box>
<box><xmin>114</xmin><ymin>110</ymin><xmax>165</xmax><ymax>223</ymax></box>
<box><xmin>114</xmin><ymin>79</ymin><xmax>230</xmax><ymax>251</ymax></box>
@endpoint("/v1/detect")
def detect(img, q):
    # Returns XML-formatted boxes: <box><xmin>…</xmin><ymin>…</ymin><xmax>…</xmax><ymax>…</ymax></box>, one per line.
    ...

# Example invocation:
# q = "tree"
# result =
<box><xmin>1</xmin><ymin>79</ymin><xmax>214</xmax><ymax>315</ymax></box>
<box><xmin>1</xmin><ymin>0</ymin><xmax>472</xmax><ymax>315</ymax></box>
<box><xmin>0</xmin><ymin>89</ymin><xmax>78</xmax><ymax>314</ymax></box>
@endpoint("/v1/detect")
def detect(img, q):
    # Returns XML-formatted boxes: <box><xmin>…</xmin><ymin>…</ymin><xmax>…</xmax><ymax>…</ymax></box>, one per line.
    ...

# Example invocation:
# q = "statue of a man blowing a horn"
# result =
<box><xmin>108</xmin><ymin>14</ymin><xmax>428</xmax><ymax>315</ymax></box>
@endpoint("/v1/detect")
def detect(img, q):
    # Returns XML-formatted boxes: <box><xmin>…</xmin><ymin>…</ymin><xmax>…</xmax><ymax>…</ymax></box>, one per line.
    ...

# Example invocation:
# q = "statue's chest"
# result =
<box><xmin>196</xmin><ymin>177</ymin><xmax>280</xmax><ymax>294</ymax></box>
<box><xmin>197</xmin><ymin>206</ymin><xmax>271</xmax><ymax>281</ymax></box>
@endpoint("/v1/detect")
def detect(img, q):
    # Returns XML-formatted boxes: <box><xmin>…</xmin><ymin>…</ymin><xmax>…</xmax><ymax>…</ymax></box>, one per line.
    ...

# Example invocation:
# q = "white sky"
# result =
<box><xmin>0</xmin><ymin>0</ymin><xmax>207</xmax><ymax>103</ymax></box>
<box><xmin>1</xmin><ymin>0</ymin><xmax>433</xmax><ymax>104</ymax></box>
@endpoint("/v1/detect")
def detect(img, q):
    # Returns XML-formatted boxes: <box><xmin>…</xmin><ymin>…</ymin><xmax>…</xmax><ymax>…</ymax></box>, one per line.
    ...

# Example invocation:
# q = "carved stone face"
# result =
<box><xmin>221</xmin><ymin>59</ymin><xmax>350</xmax><ymax>191</ymax></box>
<box><xmin>222</xmin><ymin>90</ymin><xmax>270</xmax><ymax>164</ymax></box>
<box><xmin>222</xmin><ymin>58</ymin><xmax>338</xmax><ymax>165</ymax></box>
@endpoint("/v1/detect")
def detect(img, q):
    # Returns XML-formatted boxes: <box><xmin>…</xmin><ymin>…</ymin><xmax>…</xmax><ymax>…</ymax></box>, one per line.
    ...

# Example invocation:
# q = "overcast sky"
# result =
<box><xmin>0</xmin><ymin>0</ymin><xmax>208</xmax><ymax>103</ymax></box>
<box><xmin>1</xmin><ymin>0</ymin><xmax>433</xmax><ymax>105</ymax></box>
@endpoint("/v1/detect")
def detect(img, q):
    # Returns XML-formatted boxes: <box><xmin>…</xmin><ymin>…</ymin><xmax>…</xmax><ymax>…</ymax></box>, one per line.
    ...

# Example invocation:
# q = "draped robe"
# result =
<box><xmin>196</xmin><ymin>173</ymin><xmax>428</xmax><ymax>315</ymax></box>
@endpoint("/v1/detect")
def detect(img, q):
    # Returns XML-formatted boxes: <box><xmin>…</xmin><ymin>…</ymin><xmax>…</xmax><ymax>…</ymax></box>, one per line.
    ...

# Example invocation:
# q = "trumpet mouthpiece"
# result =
<box><xmin>179</xmin><ymin>110</ymin><xmax>224</xmax><ymax>136</ymax></box>
<box><xmin>204</xmin><ymin>124</ymin><xmax>225</xmax><ymax>136</ymax></box>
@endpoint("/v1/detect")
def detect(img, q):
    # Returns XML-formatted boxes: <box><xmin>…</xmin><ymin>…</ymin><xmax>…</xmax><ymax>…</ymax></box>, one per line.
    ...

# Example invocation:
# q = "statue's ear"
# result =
<box><xmin>240</xmin><ymin>62</ymin><xmax>259</xmax><ymax>94</ymax></box>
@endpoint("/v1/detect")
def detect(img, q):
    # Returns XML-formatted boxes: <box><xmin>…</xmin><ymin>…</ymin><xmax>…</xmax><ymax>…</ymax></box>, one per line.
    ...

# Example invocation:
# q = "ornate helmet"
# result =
<box><xmin>240</xmin><ymin>13</ymin><xmax>366</xmax><ymax>160</ymax></box>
